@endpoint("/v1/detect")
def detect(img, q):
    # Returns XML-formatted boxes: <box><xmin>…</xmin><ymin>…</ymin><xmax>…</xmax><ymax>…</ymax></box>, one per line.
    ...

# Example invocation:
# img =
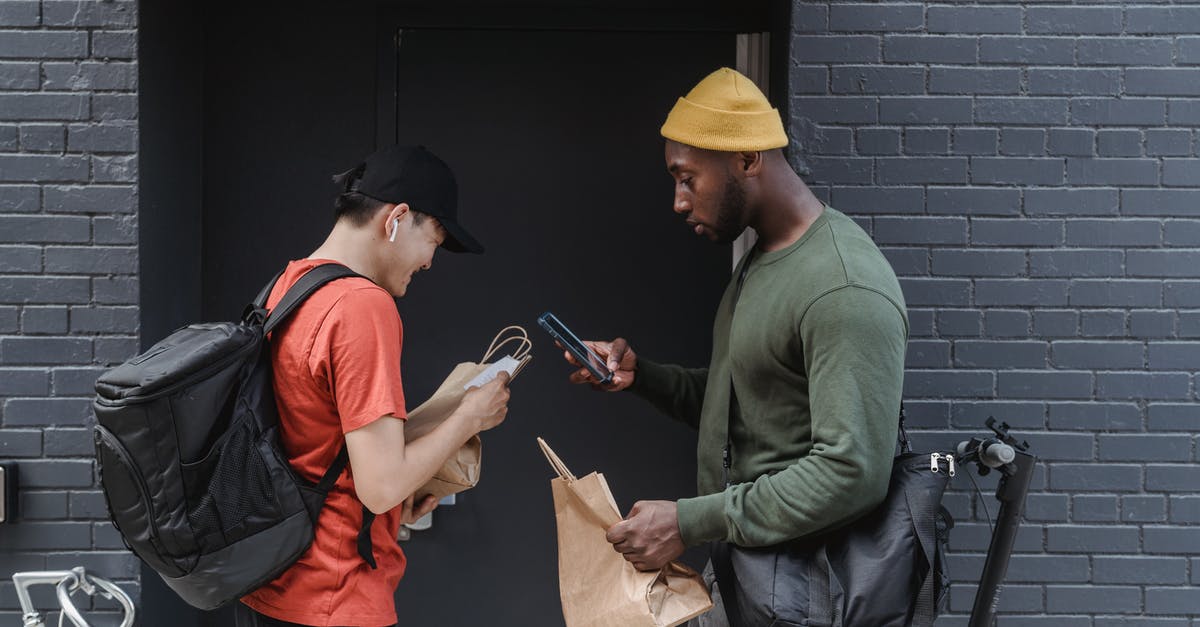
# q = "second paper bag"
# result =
<box><xmin>538</xmin><ymin>437</ymin><xmax>713</xmax><ymax>627</ymax></box>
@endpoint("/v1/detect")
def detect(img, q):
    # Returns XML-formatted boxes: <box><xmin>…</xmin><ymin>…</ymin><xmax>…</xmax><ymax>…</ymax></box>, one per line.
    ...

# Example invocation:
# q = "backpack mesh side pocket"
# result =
<box><xmin>185</xmin><ymin>401</ymin><xmax>278</xmax><ymax>549</ymax></box>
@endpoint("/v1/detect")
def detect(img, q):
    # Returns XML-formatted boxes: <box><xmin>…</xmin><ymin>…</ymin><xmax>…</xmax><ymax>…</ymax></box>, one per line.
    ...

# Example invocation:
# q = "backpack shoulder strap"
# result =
<box><xmin>898</xmin><ymin>401</ymin><xmax>912</xmax><ymax>453</ymax></box>
<box><xmin>263</xmin><ymin>263</ymin><xmax>363</xmax><ymax>335</ymax></box>
<box><xmin>253</xmin><ymin>270</ymin><xmax>285</xmax><ymax>310</ymax></box>
<box><xmin>260</xmin><ymin>262</ymin><xmax>381</xmax><ymax>568</ymax></box>
<box><xmin>907</xmin><ymin>478</ymin><xmax>946</xmax><ymax>627</ymax></box>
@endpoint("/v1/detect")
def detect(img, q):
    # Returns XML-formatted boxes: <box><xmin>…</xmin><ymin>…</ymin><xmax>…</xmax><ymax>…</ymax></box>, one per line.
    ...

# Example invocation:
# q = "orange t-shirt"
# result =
<box><xmin>242</xmin><ymin>259</ymin><xmax>408</xmax><ymax>627</ymax></box>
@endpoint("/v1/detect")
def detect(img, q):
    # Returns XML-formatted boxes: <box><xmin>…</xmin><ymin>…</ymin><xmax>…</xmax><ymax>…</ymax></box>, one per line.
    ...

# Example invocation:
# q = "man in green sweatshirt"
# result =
<box><xmin>562</xmin><ymin>68</ymin><xmax>908</xmax><ymax>623</ymax></box>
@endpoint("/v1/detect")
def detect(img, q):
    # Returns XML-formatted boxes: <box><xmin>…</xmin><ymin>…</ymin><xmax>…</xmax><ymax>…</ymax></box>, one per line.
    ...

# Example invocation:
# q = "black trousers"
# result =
<box><xmin>233</xmin><ymin>603</ymin><xmax>396</xmax><ymax>627</ymax></box>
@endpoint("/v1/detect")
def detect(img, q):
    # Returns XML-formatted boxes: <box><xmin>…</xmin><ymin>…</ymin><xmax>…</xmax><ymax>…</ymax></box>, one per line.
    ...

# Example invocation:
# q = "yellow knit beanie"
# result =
<box><xmin>660</xmin><ymin>67</ymin><xmax>788</xmax><ymax>152</ymax></box>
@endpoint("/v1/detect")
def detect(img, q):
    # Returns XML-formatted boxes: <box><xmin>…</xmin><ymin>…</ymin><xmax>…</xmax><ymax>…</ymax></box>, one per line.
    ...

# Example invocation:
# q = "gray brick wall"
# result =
<box><xmin>790</xmin><ymin>1</ymin><xmax>1199</xmax><ymax>624</ymax></box>
<box><xmin>2</xmin><ymin>0</ymin><xmax>1197</xmax><ymax>624</ymax></box>
<box><xmin>0</xmin><ymin>1</ymin><xmax>139</xmax><ymax>624</ymax></box>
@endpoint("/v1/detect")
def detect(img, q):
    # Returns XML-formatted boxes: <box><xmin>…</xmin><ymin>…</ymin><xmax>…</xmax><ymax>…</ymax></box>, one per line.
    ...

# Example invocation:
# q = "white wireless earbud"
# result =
<box><xmin>388</xmin><ymin>218</ymin><xmax>399</xmax><ymax>242</ymax></box>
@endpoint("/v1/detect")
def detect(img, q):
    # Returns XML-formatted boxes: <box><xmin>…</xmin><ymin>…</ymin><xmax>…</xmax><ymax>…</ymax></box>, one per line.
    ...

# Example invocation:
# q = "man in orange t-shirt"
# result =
<box><xmin>237</xmin><ymin>145</ymin><xmax>511</xmax><ymax>627</ymax></box>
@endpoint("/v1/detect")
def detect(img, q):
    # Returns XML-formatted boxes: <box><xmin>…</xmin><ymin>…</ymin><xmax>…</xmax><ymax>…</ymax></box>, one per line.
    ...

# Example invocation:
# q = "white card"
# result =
<box><xmin>464</xmin><ymin>355</ymin><xmax>522</xmax><ymax>390</ymax></box>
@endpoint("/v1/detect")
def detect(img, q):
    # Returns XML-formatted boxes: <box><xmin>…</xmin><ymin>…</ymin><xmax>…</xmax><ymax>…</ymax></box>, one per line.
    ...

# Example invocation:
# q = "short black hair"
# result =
<box><xmin>332</xmin><ymin>170</ymin><xmax>427</xmax><ymax>227</ymax></box>
<box><xmin>332</xmin><ymin>190</ymin><xmax>387</xmax><ymax>226</ymax></box>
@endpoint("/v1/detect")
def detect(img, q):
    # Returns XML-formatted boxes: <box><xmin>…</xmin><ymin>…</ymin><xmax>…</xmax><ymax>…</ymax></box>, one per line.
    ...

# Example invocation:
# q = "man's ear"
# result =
<box><xmin>382</xmin><ymin>203</ymin><xmax>409</xmax><ymax>241</ymax></box>
<box><xmin>387</xmin><ymin>203</ymin><xmax>411</xmax><ymax>222</ymax></box>
<box><xmin>738</xmin><ymin>151</ymin><xmax>764</xmax><ymax>177</ymax></box>
<box><xmin>384</xmin><ymin>202</ymin><xmax>411</xmax><ymax>228</ymax></box>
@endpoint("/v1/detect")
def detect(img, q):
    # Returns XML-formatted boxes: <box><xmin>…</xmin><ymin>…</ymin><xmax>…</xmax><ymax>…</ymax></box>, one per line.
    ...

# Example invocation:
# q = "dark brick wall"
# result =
<box><xmin>0</xmin><ymin>1</ymin><xmax>140</xmax><ymax>624</ymax></box>
<box><xmin>2</xmin><ymin>0</ymin><xmax>1197</xmax><ymax>624</ymax></box>
<box><xmin>789</xmin><ymin>1</ymin><xmax>1200</xmax><ymax>624</ymax></box>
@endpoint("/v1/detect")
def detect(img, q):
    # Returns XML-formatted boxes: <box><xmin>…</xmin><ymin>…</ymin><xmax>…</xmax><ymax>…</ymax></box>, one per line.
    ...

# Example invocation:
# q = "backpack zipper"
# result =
<box><xmin>95</xmin><ymin>425</ymin><xmax>161</xmax><ymax>543</ymax></box>
<box><xmin>930</xmin><ymin>452</ymin><xmax>956</xmax><ymax>477</ymax></box>
<box><xmin>94</xmin><ymin>326</ymin><xmax>262</xmax><ymax>405</ymax></box>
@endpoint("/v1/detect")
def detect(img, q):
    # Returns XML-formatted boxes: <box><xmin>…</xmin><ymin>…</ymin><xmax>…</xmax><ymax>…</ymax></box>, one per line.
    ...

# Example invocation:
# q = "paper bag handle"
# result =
<box><xmin>482</xmin><ymin>325</ymin><xmax>532</xmax><ymax>363</ymax></box>
<box><xmin>536</xmin><ymin>437</ymin><xmax>576</xmax><ymax>482</ymax></box>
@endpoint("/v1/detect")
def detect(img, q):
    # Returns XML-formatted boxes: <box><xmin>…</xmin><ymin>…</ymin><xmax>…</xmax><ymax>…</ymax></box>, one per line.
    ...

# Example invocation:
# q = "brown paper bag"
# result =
<box><xmin>407</xmin><ymin>327</ymin><xmax>531</xmax><ymax>501</ymax></box>
<box><xmin>537</xmin><ymin>437</ymin><xmax>713</xmax><ymax>627</ymax></box>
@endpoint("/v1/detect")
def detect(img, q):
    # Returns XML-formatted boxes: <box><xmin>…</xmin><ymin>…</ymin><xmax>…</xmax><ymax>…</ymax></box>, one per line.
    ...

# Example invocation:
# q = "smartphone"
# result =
<box><xmin>537</xmin><ymin>312</ymin><xmax>613</xmax><ymax>384</ymax></box>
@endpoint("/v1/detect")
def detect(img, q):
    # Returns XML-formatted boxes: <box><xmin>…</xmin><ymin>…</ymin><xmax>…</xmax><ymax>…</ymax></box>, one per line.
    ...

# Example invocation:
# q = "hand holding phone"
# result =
<box><xmin>539</xmin><ymin>313</ymin><xmax>638</xmax><ymax>391</ymax></box>
<box><xmin>539</xmin><ymin>312</ymin><xmax>612</xmax><ymax>384</ymax></box>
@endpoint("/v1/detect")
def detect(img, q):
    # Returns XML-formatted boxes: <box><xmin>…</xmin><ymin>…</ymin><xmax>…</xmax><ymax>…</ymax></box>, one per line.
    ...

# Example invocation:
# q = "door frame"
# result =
<box><xmin>732</xmin><ymin>32</ymin><xmax>771</xmax><ymax>268</ymax></box>
<box><xmin>374</xmin><ymin>3</ymin><xmax>789</xmax><ymax>149</ymax></box>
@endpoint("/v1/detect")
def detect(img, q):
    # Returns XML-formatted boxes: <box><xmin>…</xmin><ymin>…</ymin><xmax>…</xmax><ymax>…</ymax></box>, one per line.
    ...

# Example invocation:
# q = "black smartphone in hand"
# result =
<box><xmin>537</xmin><ymin>312</ymin><xmax>613</xmax><ymax>384</ymax></box>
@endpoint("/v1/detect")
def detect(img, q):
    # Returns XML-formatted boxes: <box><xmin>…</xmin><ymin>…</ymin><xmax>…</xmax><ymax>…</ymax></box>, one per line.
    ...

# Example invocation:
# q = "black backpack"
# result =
<box><xmin>813</xmin><ymin>421</ymin><xmax>954</xmax><ymax>626</ymax></box>
<box><xmin>93</xmin><ymin>263</ymin><xmax>364</xmax><ymax>610</ymax></box>
<box><xmin>710</xmin><ymin>410</ymin><xmax>954</xmax><ymax>627</ymax></box>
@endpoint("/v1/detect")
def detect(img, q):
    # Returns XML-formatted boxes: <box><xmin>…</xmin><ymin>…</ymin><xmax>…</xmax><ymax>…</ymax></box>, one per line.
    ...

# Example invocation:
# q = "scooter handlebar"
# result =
<box><xmin>981</xmin><ymin>441</ymin><xmax>1016</xmax><ymax>467</ymax></box>
<box><xmin>956</xmin><ymin>438</ymin><xmax>1016</xmax><ymax>469</ymax></box>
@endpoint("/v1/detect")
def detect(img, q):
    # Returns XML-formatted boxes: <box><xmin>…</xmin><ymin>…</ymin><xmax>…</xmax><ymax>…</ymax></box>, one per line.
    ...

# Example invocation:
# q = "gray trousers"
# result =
<box><xmin>688</xmin><ymin>561</ymin><xmax>731</xmax><ymax>627</ymax></box>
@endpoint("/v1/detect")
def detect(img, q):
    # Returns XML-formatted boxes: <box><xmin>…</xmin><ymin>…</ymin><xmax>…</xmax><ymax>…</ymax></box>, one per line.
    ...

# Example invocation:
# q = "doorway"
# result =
<box><xmin>384</xmin><ymin>26</ymin><xmax>732</xmax><ymax>625</ymax></box>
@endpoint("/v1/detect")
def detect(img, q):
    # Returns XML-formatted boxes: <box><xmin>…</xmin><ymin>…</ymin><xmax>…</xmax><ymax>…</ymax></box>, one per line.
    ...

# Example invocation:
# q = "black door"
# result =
<box><xmin>186</xmin><ymin>11</ymin><xmax>736</xmax><ymax>625</ymax></box>
<box><xmin>386</xmin><ymin>28</ymin><xmax>733</xmax><ymax>626</ymax></box>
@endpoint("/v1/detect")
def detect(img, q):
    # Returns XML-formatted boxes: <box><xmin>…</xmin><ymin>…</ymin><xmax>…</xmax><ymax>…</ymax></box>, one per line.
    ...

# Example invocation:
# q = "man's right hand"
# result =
<box><xmin>459</xmin><ymin>372</ymin><xmax>511</xmax><ymax>432</ymax></box>
<box><xmin>563</xmin><ymin>338</ymin><xmax>637</xmax><ymax>392</ymax></box>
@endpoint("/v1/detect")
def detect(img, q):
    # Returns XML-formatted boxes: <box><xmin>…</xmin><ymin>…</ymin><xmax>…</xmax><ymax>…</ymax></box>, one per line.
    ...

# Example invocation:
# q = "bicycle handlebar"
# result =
<box><xmin>13</xmin><ymin>567</ymin><xmax>136</xmax><ymax>627</ymax></box>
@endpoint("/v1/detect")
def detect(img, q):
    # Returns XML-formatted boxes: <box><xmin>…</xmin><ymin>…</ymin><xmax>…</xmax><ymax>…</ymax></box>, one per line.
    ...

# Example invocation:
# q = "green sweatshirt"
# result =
<box><xmin>632</xmin><ymin>207</ymin><xmax>908</xmax><ymax>547</ymax></box>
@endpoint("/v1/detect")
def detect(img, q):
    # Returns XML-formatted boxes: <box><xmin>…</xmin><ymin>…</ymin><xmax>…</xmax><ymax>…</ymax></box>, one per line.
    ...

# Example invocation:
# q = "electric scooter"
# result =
<box><xmin>955</xmin><ymin>418</ymin><xmax>1037</xmax><ymax>627</ymax></box>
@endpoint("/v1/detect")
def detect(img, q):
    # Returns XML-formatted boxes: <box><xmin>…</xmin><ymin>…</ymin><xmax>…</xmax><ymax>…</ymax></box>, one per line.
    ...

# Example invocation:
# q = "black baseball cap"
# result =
<box><xmin>342</xmin><ymin>144</ymin><xmax>484</xmax><ymax>254</ymax></box>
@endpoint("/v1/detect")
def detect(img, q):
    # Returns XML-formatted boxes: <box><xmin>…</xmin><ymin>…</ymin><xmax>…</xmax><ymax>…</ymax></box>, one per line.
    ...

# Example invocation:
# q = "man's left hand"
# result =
<box><xmin>606</xmin><ymin>500</ymin><xmax>686</xmax><ymax>571</ymax></box>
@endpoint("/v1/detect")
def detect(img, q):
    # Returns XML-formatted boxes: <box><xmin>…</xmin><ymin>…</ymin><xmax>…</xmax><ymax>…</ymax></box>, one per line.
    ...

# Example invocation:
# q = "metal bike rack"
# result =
<box><xmin>12</xmin><ymin>567</ymin><xmax>135</xmax><ymax>627</ymax></box>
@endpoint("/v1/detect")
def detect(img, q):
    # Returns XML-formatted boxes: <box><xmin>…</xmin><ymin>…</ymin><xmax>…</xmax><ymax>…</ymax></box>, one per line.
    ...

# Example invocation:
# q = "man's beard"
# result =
<box><xmin>711</xmin><ymin>175</ymin><xmax>748</xmax><ymax>244</ymax></box>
